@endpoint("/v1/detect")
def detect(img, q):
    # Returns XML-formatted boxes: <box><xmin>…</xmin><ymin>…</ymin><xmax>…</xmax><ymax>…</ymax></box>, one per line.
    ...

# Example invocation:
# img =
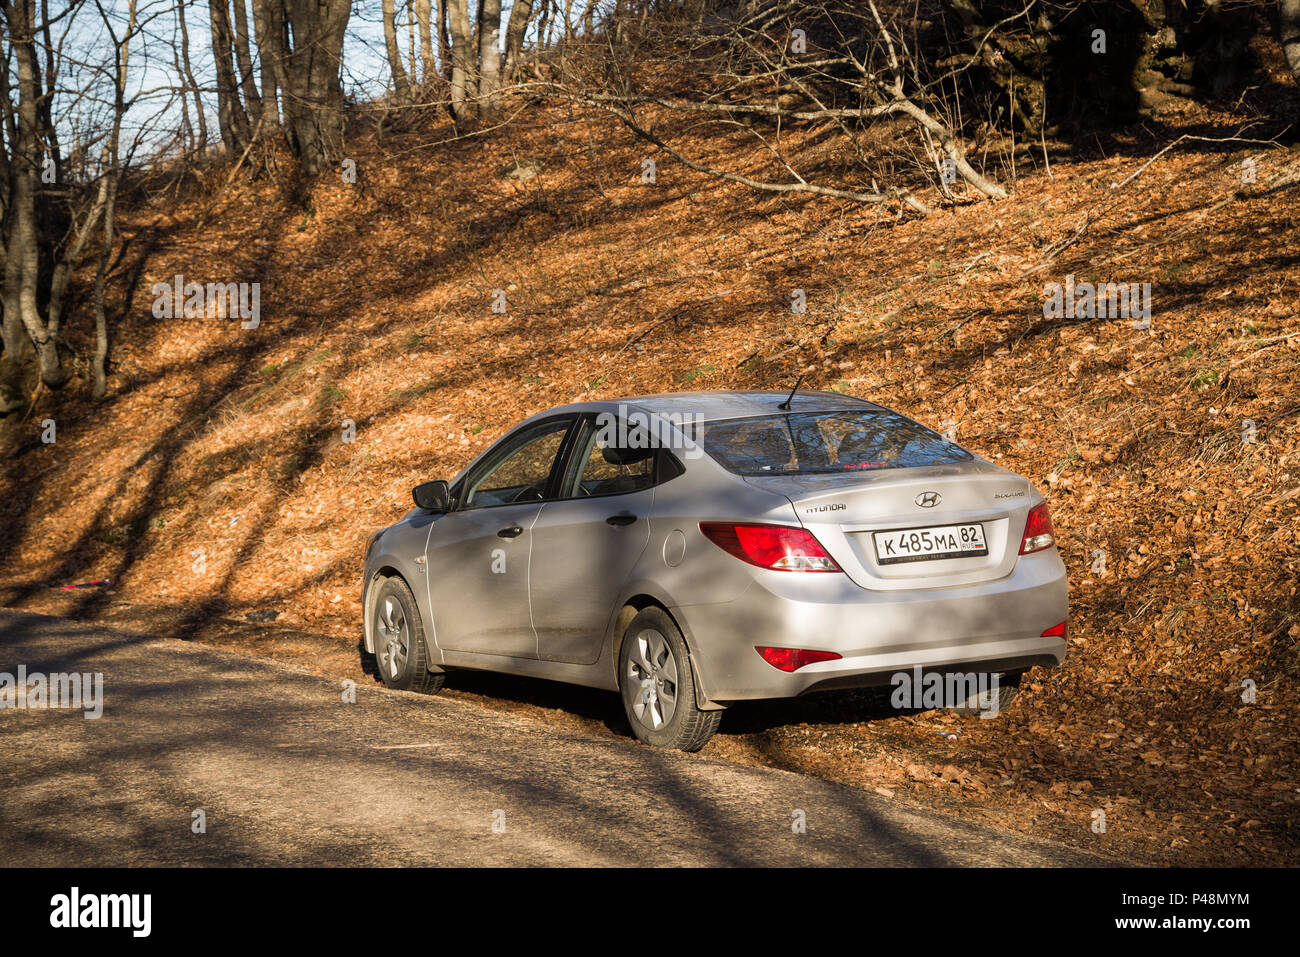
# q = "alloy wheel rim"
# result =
<box><xmin>376</xmin><ymin>595</ymin><xmax>409</xmax><ymax>679</ymax></box>
<box><xmin>626</xmin><ymin>628</ymin><xmax>678</xmax><ymax>730</ymax></box>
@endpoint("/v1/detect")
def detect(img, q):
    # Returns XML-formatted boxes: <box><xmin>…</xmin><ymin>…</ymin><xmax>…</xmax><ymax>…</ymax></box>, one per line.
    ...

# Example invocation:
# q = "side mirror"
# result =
<box><xmin>412</xmin><ymin>480</ymin><xmax>451</xmax><ymax>513</ymax></box>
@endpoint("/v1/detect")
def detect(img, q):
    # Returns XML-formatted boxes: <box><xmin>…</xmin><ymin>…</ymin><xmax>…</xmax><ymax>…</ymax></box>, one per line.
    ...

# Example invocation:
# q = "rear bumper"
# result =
<box><xmin>673</xmin><ymin>550</ymin><xmax>1068</xmax><ymax>703</ymax></box>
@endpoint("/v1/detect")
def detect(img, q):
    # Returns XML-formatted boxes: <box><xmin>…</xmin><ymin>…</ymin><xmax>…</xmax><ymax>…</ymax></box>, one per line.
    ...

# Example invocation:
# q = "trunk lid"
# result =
<box><xmin>744</xmin><ymin>459</ymin><xmax>1037</xmax><ymax>591</ymax></box>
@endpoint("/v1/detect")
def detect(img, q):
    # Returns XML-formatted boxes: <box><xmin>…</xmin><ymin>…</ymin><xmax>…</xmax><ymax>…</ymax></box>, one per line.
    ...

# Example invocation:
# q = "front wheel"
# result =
<box><xmin>371</xmin><ymin>576</ymin><xmax>445</xmax><ymax>694</ymax></box>
<box><xmin>618</xmin><ymin>608</ymin><xmax>720</xmax><ymax>752</ymax></box>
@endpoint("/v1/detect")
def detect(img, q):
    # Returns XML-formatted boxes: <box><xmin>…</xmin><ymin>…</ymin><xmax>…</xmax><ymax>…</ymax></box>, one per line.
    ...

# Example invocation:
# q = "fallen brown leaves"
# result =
<box><xmin>2</xmin><ymin>89</ymin><xmax>1297</xmax><ymax>865</ymax></box>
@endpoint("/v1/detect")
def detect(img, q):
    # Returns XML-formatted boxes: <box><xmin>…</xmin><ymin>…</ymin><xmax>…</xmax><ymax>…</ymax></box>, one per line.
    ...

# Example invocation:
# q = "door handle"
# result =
<box><xmin>497</xmin><ymin>525</ymin><xmax>524</xmax><ymax>538</ymax></box>
<box><xmin>605</xmin><ymin>513</ymin><xmax>638</xmax><ymax>526</ymax></box>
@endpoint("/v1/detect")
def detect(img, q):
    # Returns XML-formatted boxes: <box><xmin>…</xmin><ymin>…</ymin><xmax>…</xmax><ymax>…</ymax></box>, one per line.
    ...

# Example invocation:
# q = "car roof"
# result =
<box><xmin>541</xmin><ymin>390</ymin><xmax>884</xmax><ymax>423</ymax></box>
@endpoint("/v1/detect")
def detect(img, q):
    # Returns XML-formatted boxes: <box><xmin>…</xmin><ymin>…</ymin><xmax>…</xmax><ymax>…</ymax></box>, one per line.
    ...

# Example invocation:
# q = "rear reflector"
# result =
<box><xmin>1019</xmin><ymin>502</ymin><xmax>1056</xmax><ymax>554</ymax></box>
<box><xmin>1041</xmin><ymin>621</ymin><xmax>1068</xmax><ymax>638</ymax></box>
<box><xmin>756</xmin><ymin>647</ymin><xmax>843</xmax><ymax>672</ymax></box>
<box><xmin>700</xmin><ymin>522</ymin><xmax>841</xmax><ymax>572</ymax></box>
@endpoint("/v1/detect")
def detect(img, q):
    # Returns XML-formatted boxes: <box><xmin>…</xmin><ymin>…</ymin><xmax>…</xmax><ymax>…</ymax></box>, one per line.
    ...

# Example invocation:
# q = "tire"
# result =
<box><xmin>371</xmin><ymin>576</ymin><xmax>445</xmax><ymax>694</ymax></box>
<box><xmin>618</xmin><ymin>607</ymin><xmax>721</xmax><ymax>752</ymax></box>
<box><xmin>952</xmin><ymin>671</ymin><xmax>1020</xmax><ymax>715</ymax></box>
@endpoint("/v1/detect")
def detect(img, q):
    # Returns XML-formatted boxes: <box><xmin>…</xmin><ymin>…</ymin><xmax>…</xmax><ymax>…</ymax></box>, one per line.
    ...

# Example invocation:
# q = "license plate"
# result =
<box><xmin>873</xmin><ymin>523</ymin><xmax>987</xmax><ymax>565</ymax></box>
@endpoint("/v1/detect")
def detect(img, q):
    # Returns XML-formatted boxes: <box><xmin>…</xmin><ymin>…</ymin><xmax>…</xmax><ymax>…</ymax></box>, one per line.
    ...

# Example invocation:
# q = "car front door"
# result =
<box><xmin>426</xmin><ymin>416</ymin><xmax>575</xmax><ymax>660</ymax></box>
<box><xmin>528</xmin><ymin>415</ymin><xmax>659</xmax><ymax>664</ymax></box>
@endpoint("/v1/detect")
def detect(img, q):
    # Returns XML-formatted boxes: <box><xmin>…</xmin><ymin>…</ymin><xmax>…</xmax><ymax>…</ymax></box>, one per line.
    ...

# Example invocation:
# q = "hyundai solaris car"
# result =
<box><xmin>362</xmin><ymin>390</ymin><xmax>1067</xmax><ymax>751</ymax></box>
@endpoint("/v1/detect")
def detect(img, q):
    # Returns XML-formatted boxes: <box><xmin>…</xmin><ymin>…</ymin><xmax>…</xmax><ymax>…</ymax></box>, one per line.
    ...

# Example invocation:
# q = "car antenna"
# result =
<box><xmin>778</xmin><ymin>375</ymin><xmax>805</xmax><ymax>411</ymax></box>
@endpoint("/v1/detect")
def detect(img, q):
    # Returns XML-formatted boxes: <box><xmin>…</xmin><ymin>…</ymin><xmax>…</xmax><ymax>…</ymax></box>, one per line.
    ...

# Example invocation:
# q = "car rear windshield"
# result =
<box><xmin>699</xmin><ymin>409</ymin><xmax>972</xmax><ymax>476</ymax></box>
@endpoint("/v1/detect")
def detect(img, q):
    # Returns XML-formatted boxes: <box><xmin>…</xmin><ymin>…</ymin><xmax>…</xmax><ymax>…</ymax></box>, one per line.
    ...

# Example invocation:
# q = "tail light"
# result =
<box><xmin>1041</xmin><ymin>621</ymin><xmax>1068</xmax><ymax>638</ymax></box>
<box><xmin>756</xmin><ymin>647</ymin><xmax>843</xmax><ymax>672</ymax></box>
<box><xmin>1019</xmin><ymin>502</ymin><xmax>1056</xmax><ymax>554</ymax></box>
<box><xmin>699</xmin><ymin>522</ymin><xmax>841</xmax><ymax>572</ymax></box>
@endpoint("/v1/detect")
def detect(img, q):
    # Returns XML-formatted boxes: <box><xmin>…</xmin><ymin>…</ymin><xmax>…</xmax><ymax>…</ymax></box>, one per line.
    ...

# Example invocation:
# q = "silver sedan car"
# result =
<box><xmin>362</xmin><ymin>391</ymin><xmax>1067</xmax><ymax>750</ymax></box>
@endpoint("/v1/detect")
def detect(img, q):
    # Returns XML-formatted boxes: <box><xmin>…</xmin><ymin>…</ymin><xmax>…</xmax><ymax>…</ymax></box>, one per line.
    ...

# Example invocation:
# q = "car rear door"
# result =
<box><xmin>426</xmin><ymin>416</ymin><xmax>576</xmax><ymax>659</ymax></box>
<box><xmin>527</xmin><ymin>415</ymin><xmax>658</xmax><ymax>664</ymax></box>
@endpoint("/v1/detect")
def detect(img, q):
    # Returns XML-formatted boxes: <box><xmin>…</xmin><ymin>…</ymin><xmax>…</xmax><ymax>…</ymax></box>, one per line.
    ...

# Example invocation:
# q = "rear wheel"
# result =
<box><xmin>618</xmin><ymin>608</ymin><xmax>720</xmax><ymax>751</ymax></box>
<box><xmin>372</xmin><ymin>576</ymin><xmax>445</xmax><ymax>694</ymax></box>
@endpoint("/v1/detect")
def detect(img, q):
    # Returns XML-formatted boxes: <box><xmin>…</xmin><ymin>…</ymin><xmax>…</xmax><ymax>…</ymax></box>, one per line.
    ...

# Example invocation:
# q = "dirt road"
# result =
<box><xmin>0</xmin><ymin>610</ymin><xmax>1111</xmax><ymax>866</ymax></box>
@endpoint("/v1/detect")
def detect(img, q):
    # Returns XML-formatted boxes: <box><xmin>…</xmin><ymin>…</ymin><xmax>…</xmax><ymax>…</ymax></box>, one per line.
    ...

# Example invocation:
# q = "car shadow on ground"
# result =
<box><xmin>359</xmin><ymin>637</ymin><xmax>924</xmax><ymax>744</ymax></box>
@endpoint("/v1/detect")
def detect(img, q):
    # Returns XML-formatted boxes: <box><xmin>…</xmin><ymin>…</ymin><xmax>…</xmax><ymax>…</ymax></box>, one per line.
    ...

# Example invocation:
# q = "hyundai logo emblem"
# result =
<box><xmin>915</xmin><ymin>491</ymin><xmax>941</xmax><ymax>508</ymax></box>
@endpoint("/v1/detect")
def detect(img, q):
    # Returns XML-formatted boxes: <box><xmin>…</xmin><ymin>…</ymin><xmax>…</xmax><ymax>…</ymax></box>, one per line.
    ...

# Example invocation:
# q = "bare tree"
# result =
<box><xmin>209</xmin><ymin>0</ymin><xmax>251</xmax><ymax>151</ymax></box>
<box><xmin>231</xmin><ymin>0</ymin><xmax>263</xmax><ymax>126</ymax></box>
<box><xmin>177</xmin><ymin>0</ymin><xmax>209</xmax><ymax>148</ymax></box>
<box><xmin>384</xmin><ymin>0</ymin><xmax>412</xmax><ymax>103</ymax></box>
<box><xmin>503</xmin><ymin>0</ymin><xmax>535</xmax><ymax>83</ymax></box>
<box><xmin>1</xmin><ymin>0</ymin><xmax>78</xmax><ymax>388</ymax></box>
<box><xmin>415</xmin><ymin>0</ymin><xmax>436</xmax><ymax>89</ymax></box>
<box><xmin>537</xmin><ymin>0</ymin><xmax>553</xmax><ymax>55</ymax></box>
<box><xmin>477</xmin><ymin>0</ymin><xmax>504</xmax><ymax>113</ymax></box>
<box><xmin>280</xmin><ymin>0</ymin><xmax>350</xmax><ymax>174</ymax></box>
<box><xmin>407</xmin><ymin>0</ymin><xmax>418</xmax><ymax>86</ymax></box>
<box><xmin>0</xmin><ymin>0</ymin><xmax>135</xmax><ymax>399</ymax></box>
<box><xmin>91</xmin><ymin>0</ymin><xmax>139</xmax><ymax>399</ymax></box>
<box><xmin>253</xmin><ymin>0</ymin><xmax>289</xmax><ymax>126</ymax></box>
<box><xmin>447</xmin><ymin>0</ymin><xmax>476</xmax><ymax>120</ymax></box>
<box><xmin>538</xmin><ymin>0</ymin><xmax>1013</xmax><ymax>215</ymax></box>
<box><xmin>433</xmin><ymin>0</ymin><xmax>538</xmax><ymax>120</ymax></box>
<box><xmin>439</xmin><ymin>0</ymin><xmax>452</xmax><ymax>83</ymax></box>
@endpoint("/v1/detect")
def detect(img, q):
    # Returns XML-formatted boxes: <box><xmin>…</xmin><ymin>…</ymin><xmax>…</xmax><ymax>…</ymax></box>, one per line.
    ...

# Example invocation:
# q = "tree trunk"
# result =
<box><xmin>1282</xmin><ymin>0</ymin><xmax>1300</xmax><ymax>82</ymax></box>
<box><xmin>0</xmin><ymin>5</ymin><xmax>30</xmax><ymax>380</ymax></box>
<box><xmin>502</xmin><ymin>0</ymin><xmax>534</xmax><ymax>83</ymax></box>
<box><xmin>562</xmin><ymin>0</ymin><xmax>575</xmax><ymax>42</ymax></box>
<box><xmin>383</xmin><ymin>0</ymin><xmax>412</xmax><ymax>102</ymax></box>
<box><xmin>231</xmin><ymin>0</ymin><xmax>263</xmax><ymax>126</ymax></box>
<box><xmin>177</xmin><ymin>0</ymin><xmax>208</xmax><ymax>150</ymax></box>
<box><xmin>254</xmin><ymin>0</ymin><xmax>290</xmax><ymax>127</ymax></box>
<box><xmin>538</xmin><ymin>0</ymin><xmax>551</xmax><ymax>55</ymax></box>
<box><xmin>415</xmin><ymin>0</ymin><xmax>435</xmax><ymax>88</ymax></box>
<box><xmin>281</xmin><ymin>0</ymin><xmax>351</xmax><ymax>175</ymax></box>
<box><xmin>92</xmin><ymin>0</ymin><xmax>137</xmax><ymax>400</ymax></box>
<box><xmin>477</xmin><ymin>0</ymin><xmax>503</xmax><ymax>113</ymax></box>
<box><xmin>209</xmin><ymin>0</ymin><xmax>251</xmax><ymax>152</ymax></box>
<box><xmin>37</xmin><ymin>0</ymin><xmax>61</xmax><ymax>176</ymax></box>
<box><xmin>439</xmin><ymin>0</ymin><xmax>452</xmax><ymax>83</ymax></box>
<box><xmin>170</xmin><ymin>31</ymin><xmax>195</xmax><ymax>150</ymax></box>
<box><xmin>447</xmin><ymin>0</ymin><xmax>476</xmax><ymax>120</ymax></box>
<box><xmin>407</xmin><ymin>0</ymin><xmax>418</xmax><ymax>87</ymax></box>
<box><xmin>7</xmin><ymin>0</ymin><xmax>65</xmax><ymax>387</ymax></box>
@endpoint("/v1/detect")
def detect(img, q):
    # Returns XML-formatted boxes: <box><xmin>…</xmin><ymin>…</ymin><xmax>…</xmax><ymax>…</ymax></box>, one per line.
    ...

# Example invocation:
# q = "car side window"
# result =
<box><xmin>462</xmin><ymin>419</ymin><xmax>571</xmax><ymax>508</ymax></box>
<box><xmin>562</xmin><ymin>419</ymin><xmax>657</xmax><ymax>498</ymax></box>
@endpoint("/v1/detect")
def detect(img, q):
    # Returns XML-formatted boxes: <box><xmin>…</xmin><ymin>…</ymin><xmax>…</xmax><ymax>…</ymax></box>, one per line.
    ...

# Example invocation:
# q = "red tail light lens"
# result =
<box><xmin>1041</xmin><ymin>621</ymin><xmax>1068</xmax><ymax>638</ymax></box>
<box><xmin>699</xmin><ymin>522</ymin><xmax>841</xmax><ymax>572</ymax></box>
<box><xmin>1019</xmin><ymin>502</ymin><xmax>1056</xmax><ymax>554</ymax></box>
<box><xmin>756</xmin><ymin>647</ymin><xmax>843</xmax><ymax>672</ymax></box>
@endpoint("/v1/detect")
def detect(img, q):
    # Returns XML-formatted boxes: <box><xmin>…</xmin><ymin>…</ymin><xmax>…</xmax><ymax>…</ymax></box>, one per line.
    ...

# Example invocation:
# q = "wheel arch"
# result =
<box><xmin>363</xmin><ymin>566</ymin><xmax>403</xmax><ymax>654</ymax></box>
<box><xmin>610</xmin><ymin>593</ymin><xmax>726</xmax><ymax>711</ymax></box>
<box><xmin>364</xmin><ymin>565</ymin><xmax>439</xmax><ymax>667</ymax></box>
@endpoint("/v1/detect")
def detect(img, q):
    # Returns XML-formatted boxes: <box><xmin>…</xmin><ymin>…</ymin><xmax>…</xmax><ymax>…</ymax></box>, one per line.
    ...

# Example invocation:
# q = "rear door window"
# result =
<box><xmin>560</xmin><ymin>418</ymin><xmax>658</xmax><ymax>498</ymax></box>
